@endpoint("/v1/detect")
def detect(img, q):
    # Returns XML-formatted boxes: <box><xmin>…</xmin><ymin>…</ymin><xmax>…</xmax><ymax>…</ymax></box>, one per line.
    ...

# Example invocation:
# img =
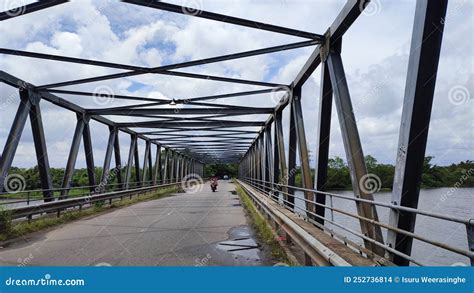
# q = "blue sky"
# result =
<box><xmin>0</xmin><ymin>0</ymin><xmax>472</xmax><ymax>168</ymax></box>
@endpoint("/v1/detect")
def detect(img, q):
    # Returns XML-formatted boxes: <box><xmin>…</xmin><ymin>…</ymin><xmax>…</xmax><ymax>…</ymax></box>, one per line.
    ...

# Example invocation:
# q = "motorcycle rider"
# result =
<box><xmin>210</xmin><ymin>174</ymin><xmax>219</xmax><ymax>191</ymax></box>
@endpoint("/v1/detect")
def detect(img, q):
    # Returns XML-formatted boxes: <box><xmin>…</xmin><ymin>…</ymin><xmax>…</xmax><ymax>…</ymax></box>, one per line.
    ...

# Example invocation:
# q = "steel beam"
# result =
<box><xmin>134</xmin><ymin>137</ymin><xmax>141</xmax><ymax>186</ymax></box>
<box><xmin>60</xmin><ymin>115</ymin><xmax>86</xmax><ymax>198</ymax></box>
<box><xmin>0</xmin><ymin>0</ymin><xmax>68</xmax><ymax>21</ymax></box>
<box><xmin>327</xmin><ymin>50</ymin><xmax>384</xmax><ymax>256</ymax></box>
<box><xmin>121</xmin><ymin>0</ymin><xmax>323</xmax><ymax>40</ymax></box>
<box><xmin>0</xmin><ymin>90</ymin><xmax>31</xmax><ymax>193</ymax></box>
<box><xmin>82</xmin><ymin>117</ymin><xmax>96</xmax><ymax>192</ymax></box>
<box><xmin>313</xmin><ymin>61</ymin><xmax>333</xmax><ymax>225</ymax></box>
<box><xmin>124</xmin><ymin>135</ymin><xmax>137</xmax><ymax>189</ymax></box>
<box><xmin>29</xmin><ymin>93</ymin><xmax>54</xmax><ymax>201</ymax></box>
<box><xmin>100</xmin><ymin>126</ymin><xmax>116</xmax><ymax>192</ymax></box>
<box><xmin>291</xmin><ymin>87</ymin><xmax>315</xmax><ymax>218</ymax></box>
<box><xmin>114</xmin><ymin>130</ymin><xmax>123</xmax><ymax>190</ymax></box>
<box><xmin>287</xmin><ymin>95</ymin><xmax>297</xmax><ymax>210</ymax></box>
<box><xmin>387</xmin><ymin>0</ymin><xmax>448</xmax><ymax>266</ymax></box>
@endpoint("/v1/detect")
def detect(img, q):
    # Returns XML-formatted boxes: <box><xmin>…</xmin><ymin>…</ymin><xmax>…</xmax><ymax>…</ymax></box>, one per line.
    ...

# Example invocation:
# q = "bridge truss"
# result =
<box><xmin>0</xmin><ymin>0</ymin><xmax>472</xmax><ymax>266</ymax></box>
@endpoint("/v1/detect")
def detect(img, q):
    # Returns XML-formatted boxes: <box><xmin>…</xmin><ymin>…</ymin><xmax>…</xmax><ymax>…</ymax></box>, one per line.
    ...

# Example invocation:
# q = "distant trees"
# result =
<box><xmin>293</xmin><ymin>156</ymin><xmax>473</xmax><ymax>190</ymax></box>
<box><xmin>3</xmin><ymin>157</ymin><xmax>473</xmax><ymax>192</ymax></box>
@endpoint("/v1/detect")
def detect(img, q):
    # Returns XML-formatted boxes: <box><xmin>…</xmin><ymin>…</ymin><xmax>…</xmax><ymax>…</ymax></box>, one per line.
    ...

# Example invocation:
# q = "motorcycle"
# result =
<box><xmin>210</xmin><ymin>179</ymin><xmax>218</xmax><ymax>192</ymax></box>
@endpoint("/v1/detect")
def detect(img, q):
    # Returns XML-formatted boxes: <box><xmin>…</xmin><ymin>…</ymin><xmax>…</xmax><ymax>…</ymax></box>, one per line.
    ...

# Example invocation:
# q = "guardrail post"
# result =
<box><xmin>291</xmin><ymin>86</ymin><xmax>315</xmax><ymax>218</ymax></box>
<box><xmin>327</xmin><ymin>46</ymin><xmax>385</xmax><ymax>256</ymax></box>
<box><xmin>100</xmin><ymin>126</ymin><xmax>116</xmax><ymax>192</ymax></box>
<box><xmin>387</xmin><ymin>0</ymin><xmax>448</xmax><ymax>265</ymax></box>
<box><xmin>60</xmin><ymin>114</ymin><xmax>86</xmax><ymax>199</ymax></box>
<box><xmin>28</xmin><ymin>90</ymin><xmax>54</xmax><ymax>202</ymax></box>
<box><xmin>0</xmin><ymin>88</ymin><xmax>32</xmax><ymax>193</ymax></box>
<box><xmin>124</xmin><ymin>134</ymin><xmax>137</xmax><ymax>189</ymax></box>
<box><xmin>314</xmin><ymin>61</ymin><xmax>333</xmax><ymax>225</ymax></box>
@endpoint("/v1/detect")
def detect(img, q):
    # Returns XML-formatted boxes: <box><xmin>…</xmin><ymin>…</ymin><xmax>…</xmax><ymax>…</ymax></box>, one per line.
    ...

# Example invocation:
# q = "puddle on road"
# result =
<box><xmin>216</xmin><ymin>226</ymin><xmax>263</xmax><ymax>262</ymax></box>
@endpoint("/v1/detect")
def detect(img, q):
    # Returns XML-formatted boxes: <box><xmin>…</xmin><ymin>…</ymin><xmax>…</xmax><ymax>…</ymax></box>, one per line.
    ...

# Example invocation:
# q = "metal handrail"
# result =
<box><xmin>4</xmin><ymin>182</ymin><xmax>182</xmax><ymax>220</ymax></box>
<box><xmin>240</xmin><ymin>177</ymin><xmax>473</xmax><ymax>265</ymax></box>
<box><xmin>0</xmin><ymin>179</ymin><xmax>183</xmax><ymax>205</ymax></box>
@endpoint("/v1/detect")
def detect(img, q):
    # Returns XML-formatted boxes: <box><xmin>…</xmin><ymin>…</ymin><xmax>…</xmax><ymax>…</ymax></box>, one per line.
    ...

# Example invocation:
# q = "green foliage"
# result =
<box><xmin>293</xmin><ymin>156</ymin><xmax>473</xmax><ymax>190</ymax></box>
<box><xmin>0</xmin><ymin>207</ymin><xmax>12</xmax><ymax>235</ymax></box>
<box><xmin>204</xmin><ymin>163</ymin><xmax>238</xmax><ymax>178</ymax></box>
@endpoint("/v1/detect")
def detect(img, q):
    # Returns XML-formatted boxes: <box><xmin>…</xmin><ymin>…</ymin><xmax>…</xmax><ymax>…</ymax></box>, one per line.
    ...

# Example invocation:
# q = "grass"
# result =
<box><xmin>235</xmin><ymin>186</ymin><xmax>295</xmax><ymax>266</ymax></box>
<box><xmin>0</xmin><ymin>186</ymin><xmax>179</xmax><ymax>242</ymax></box>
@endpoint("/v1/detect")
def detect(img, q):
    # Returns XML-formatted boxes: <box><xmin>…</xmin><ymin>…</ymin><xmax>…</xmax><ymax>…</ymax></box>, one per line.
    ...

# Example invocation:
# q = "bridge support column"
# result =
<box><xmin>124</xmin><ymin>134</ymin><xmax>137</xmax><ymax>189</ymax></box>
<box><xmin>113</xmin><ymin>130</ymin><xmax>123</xmax><ymax>190</ymax></box>
<box><xmin>387</xmin><ymin>0</ymin><xmax>448</xmax><ymax>266</ymax></box>
<box><xmin>0</xmin><ymin>89</ymin><xmax>32</xmax><ymax>193</ymax></box>
<box><xmin>327</xmin><ymin>49</ymin><xmax>384</xmax><ymax>256</ymax></box>
<box><xmin>60</xmin><ymin>114</ymin><xmax>87</xmax><ymax>198</ymax></box>
<box><xmin>264</xmin><ymin>124</ymin><xmax>273</xmax><ymax>195</ymax></box>
<box><xmin>287</xmin><ymin>94</ymin><xmax>297</xmax><ymax>210</ymax></box>
<box><xmin>133</xmin><ymin>136</ymin><xmax>141</xmax><ymax>186</ymax></box>
<box><xmin>142</xmin><ymin>140</ymin><xmax>151</xmax><ymax>186</ymax></box>
<box><xmin>83</xmin><ymin>119</ymin><xmax>96</xmax><ymax>193</ymax></box>
<box><xmin>169</xmin><ymin>150</ymin><xmax>175</xmax><ymax>183</ymax></box>
<box><xmin>314</xmin><ymin>61</ymin><xmax>333</xmax><ymax>225</ymax></box>
<box><xmin>162</xmin><ymin>148</ymin><xmax>169</xmax><ymax>184</ymax></box>
<box><xmin>152</xmin><ymin>144</ymin><xmax>161</xmax><ymax>185</ymax></box>
<box><xmin>29</xmin><ymin>92</ymin><xmax>54</xmax><ymax>202</ymax></box>
<box><xmin>274</xmin><ymin>109</ymin><xmax>288</xmax><ymax>203</ymax></box>
<box><xmin>100</xmin><ymin>126</ymin><xmax>117</xmax><ymax>193</ymax></box>
<box><xmin>291</xmin><ymin>86</ymin><xmax>315</xmax><ymax>218</ymax></box>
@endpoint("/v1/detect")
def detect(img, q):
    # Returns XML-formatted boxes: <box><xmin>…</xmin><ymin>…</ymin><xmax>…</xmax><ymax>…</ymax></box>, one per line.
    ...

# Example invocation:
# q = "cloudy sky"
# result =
<box><xmin>0</xmin><ymin>0</ymin><xmax>472</xmax><ymax>169</ymax></box>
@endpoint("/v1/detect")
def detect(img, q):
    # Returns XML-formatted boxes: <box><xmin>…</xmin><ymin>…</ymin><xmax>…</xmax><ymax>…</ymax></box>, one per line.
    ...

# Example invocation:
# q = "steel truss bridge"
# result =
<box><xmin>0</xmin><ymin>0</ymin><xmax>472</xmax><ymax>267</ymax></box>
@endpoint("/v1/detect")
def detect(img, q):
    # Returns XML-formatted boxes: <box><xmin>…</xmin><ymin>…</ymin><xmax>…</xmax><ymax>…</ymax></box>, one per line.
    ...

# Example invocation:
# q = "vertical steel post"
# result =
<box><xmin>60</xmin><ymin>114</ymin><xmax>86</xmax><ymax>198</ymax></box>
<box><xmin>264</xmin><ymin>124</ymin><xmax>273</xmax><ymax>194</ymax></box>
<box><xmin>169</xmin><ymin>150</ymin><xmax>175</xmax><ymax>183</ymax></box>
<box><xmin>274</xmin><ymin>110</ymin><xmax>289</xmax><ymax>203</ymax></box>
<box><xmin>162</xmin><ymin>148</ymin><xmax>169</xmax><ymax>184</ymax></box>
<box><xmin>113</xmin><ymin>129</ymin><xmax>123</xmax><ymax>190</ymax></box>
<box><xmin>100</xmin><ymin>126</ymin><xmax>116</xmax><ymax>192</ymax></box>
<box><xmin>142</xmin><ymin>140</ymin><xmax>151</xmax><ymax>185</ymax></box>
<box><xmin>153</xmin><ymin>144</ymin><xmax>161</xmax><ymax>185</ymax></box>
<box><xmin>272</xmin><ymin>120</ymin><xmax>280</xmax><ymax>200</ymax></box>
<box><xmin>327</xmin><ymin>50</ymin><xmax>384</xmax><ymax>256</ymax></box>
<box><xmin>387</xmin><ymin>0</ymin><xmax>448</xmax><ymax>265</ymax></box>
<box><xmin>291</xmin><ymin>86</ymin><xmax>315</xmax><ymax>217</ymax></box>
<box><xmin>287</xmin><ymin>95</ymin><xmax>297</xmax><ymax>210</ymax></box>
<box><xmin>28</xmin><ymin>92</ymin><xmax>54</xmax><ymax>201</ymax></box>
<box><xmin>124</xmin><ymin>134</ymin><xmax>137</xmax><ymax>189</ymax></box>
<box><xmin>314</xmin><ymin>62</ymin><xmax>333</xmax><ymax>225</ymax></box>
<box><xmin>0</xmin><ymin>89</ymin><xmax>31</xmax><ymax>193</ymax></box>
<box><xmin>82</xmin><ymin>118</ymin><xmax>96</xmax><ymax>192</ymax></box>
<box><xmin>134</xmin><ymin>136</ymin><xmax>141</xmax><ymax>186</ymax></box>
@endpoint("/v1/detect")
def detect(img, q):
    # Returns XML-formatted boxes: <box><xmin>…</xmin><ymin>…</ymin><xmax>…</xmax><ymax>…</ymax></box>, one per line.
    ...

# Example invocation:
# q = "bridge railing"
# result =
<box><xmin>240</xmin><ymin>177</ymin><xmax>474</xmax><ymax>266</ymax></box>
<box><xmin>0</xmin><ymin>179</ymin><xmax>181</xmax><ymax>207</ymax></box>
<box><xmin>3</xmin><ymin>182</ymin><xmax>183</xmax><ymax>221</ymax></box>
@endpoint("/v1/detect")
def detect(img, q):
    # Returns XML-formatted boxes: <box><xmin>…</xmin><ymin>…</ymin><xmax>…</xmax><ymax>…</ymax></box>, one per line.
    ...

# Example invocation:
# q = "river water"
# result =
<box><xmin>293</xmin><ymin>188</ymin><xmax>473</xmax><ymax>266</ymax></box>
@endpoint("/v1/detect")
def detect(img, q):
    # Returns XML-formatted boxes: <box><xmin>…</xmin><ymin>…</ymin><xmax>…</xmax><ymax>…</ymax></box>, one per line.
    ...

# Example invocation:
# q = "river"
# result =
<box><xmin>294</xmin><ymin>188</ymin><xmax>473</xmax><ymax>266</ymax></box>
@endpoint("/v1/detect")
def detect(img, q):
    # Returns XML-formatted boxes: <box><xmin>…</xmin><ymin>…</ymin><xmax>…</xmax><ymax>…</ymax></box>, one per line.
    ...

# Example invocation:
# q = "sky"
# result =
<box><xmin>0</xmin><ymin>0</ymin><xmax>472</xmax><ymax>169</ymax></box>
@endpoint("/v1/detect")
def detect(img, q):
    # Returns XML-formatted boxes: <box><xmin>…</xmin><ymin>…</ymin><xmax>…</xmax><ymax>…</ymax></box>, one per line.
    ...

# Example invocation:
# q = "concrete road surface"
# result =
<box><xmin>0</xmin><ymin>181</ymin><xmax>271</xmax><ymax>266</ymax></box>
